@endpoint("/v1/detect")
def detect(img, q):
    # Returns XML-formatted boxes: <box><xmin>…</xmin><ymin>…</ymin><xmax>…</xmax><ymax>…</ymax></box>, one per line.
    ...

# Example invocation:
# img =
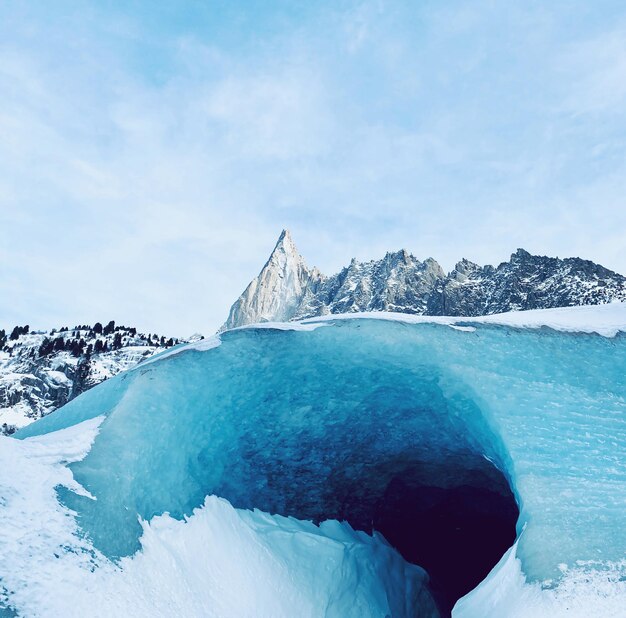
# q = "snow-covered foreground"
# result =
<box><xmin>1</xmin><ymin>304</ymin><xmax>625</xmax><ymax>617</ymax></box>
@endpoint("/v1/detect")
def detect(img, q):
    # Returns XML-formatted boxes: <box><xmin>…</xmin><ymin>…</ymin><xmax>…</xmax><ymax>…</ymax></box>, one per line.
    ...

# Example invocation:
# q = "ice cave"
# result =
<box><xmin>4</xmin><ymin>310</ymin><xmax>626</xmax><ymax>617</ymax></box>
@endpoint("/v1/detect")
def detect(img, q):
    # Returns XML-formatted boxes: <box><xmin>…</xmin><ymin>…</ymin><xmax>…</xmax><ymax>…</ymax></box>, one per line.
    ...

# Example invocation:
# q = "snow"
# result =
<box><xmin>231</xmin><ymin>321</ymin><xmax>328</xmax><ymax>332</ymax></box>
<box><xmin>139</xmin><ymin>324</ymin><xmax>327</xmax><ymax>368</ymax></box>
<box><xmin>0</xmin><ymin>417</ymin><xmax>107</xmax><ymax>615</ymax></box>
<box><xmin>45</xmin><ymin>370</ymin><xmax>73</xmax><ymax>385</ymax></box>
<box><xmin>135</xmin><ymin>336</ymin><xmax>222</xmax><ymax>367</ymax></box>
<box><xmin>0</xmin><ymin>402</ymin><xmax>37</xmax><ymax>429</ymax></box>
<box><xmin>455</xmin><ymin>540</ymin><xmax>626</xmax><ymax>618</ymax></box>
<box><xmin>299</xmin><ymin>301</ymin><xmax>626</xmax><ymax>337</ymax></box>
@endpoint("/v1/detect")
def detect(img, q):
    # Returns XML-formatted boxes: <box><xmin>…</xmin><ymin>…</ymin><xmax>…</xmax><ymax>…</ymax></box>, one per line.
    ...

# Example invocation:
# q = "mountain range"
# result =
<box><xmin>223</xmin><ymin>230</ymin><xmax>626</xmax><ymax>329</ymax></box>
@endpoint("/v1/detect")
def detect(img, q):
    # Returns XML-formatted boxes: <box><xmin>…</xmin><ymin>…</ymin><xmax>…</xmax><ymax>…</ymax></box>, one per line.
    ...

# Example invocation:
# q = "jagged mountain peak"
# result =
<box><xmin>277</xmin><ymin>227</ymin><xmax>292</xmax><ymax>243</ymax></box>
<box><xmin>512</xmin><ymin>248</ymin><xmax>532</xmax><ymax>259</ymax></box>
<box><xmin>451</xmin><ymin>258</ymin><xmax>482</xmax><ymax>279</ymax></box>
<box><xmin>261</xmin><ymin>229</ymin><xmax>324</xmax><ymax>280</ymax></box>
<box><xmin>224</xmin><ymin>232</ymin><xmax>626</xmax><ymax>329</ymax></box>
<box><xmin>262</xmin><ymin>229</ymin><xmax>302</xmax><ymax>270</ymax></box>
<box><xmin>268</xmin><ymin>228</ymin><xmax>298</xmax><ymax>260</ymax></box>
<box><xmin>221</xmin><ymin>230</ymin><xmax>324</xmax><ymax>331</ymax></box>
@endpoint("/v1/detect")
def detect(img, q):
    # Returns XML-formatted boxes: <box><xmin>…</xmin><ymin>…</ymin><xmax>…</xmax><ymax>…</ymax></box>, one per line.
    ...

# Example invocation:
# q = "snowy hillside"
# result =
<box><xmin>223</xmin><ymin>230</ymin><xmax>626</xmax><ymax>329</ymax></box>
<box><xmin>0</xmin><ymin>322</ymin><xmax>187</xmax><ymax>434</ymax></box>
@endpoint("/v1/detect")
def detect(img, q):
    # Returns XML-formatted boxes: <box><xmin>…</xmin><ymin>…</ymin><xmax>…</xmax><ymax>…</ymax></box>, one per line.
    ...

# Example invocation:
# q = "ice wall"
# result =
<box><xmin>15</xmin><ymin>316</ymin><xmax>626</xmax><ymax>616</ymax></box>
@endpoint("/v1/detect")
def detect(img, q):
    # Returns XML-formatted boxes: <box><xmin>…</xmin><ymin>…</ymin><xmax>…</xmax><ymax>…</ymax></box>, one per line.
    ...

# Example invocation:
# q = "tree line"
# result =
<box><xmin>1</xmin><ymin>321</ymin><xmax>177</xmax><ymax>357</ymax></box>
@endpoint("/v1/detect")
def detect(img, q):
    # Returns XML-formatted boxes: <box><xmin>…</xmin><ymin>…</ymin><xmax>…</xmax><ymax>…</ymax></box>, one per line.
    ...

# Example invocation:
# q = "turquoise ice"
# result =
<box><xmin>16</xmin><ymin>317</ymin><xmax>626</xmax><ymax>614</ymax></box>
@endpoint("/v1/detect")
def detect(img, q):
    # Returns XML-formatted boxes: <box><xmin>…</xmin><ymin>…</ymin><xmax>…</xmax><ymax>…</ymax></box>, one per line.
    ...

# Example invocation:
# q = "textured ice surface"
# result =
<box><xmin>9</xmin><ymin>307</ymin><xmax>626</xmax><ymax>616</ymax></box>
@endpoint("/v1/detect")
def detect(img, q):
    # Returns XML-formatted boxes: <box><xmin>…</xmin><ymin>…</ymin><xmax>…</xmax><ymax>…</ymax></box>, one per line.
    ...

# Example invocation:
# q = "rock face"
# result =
<box><xmin>222</xmin><ymin>230</ymin><xmax>324</xmax><ymax>330</ymax></box>
<box><xmin>292</xmin><ymin>251</ymin><xmax>446</xmax><ymax>320</ymax></box>
<box><xmin>223</xmin><ymin>231</ymin><xmax>626</xmax><ymax>329</ymax></box>
<box><xmin>427</xmin><ymin>249</ymin><xmax>626</xmax><ymax>316</ymax></box>
<box><xmin>0</xmin><ymin>323</ymin><xmax>186</xmax><ymax>434</ymax></box>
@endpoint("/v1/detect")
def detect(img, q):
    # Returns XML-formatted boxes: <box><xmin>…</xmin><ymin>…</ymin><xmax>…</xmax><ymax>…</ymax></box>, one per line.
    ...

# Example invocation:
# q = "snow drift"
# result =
<box><xmin>3</xmin><ymin>305</ymin><xmax>626</xmax><ymax>617</ymax></box>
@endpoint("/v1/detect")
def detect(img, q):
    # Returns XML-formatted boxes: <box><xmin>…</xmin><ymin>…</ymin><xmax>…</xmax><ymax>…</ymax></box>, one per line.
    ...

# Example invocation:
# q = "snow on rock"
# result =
<box><xmin>223</xmin><ymin>231</ymin><xmax>626</xmax><ymax>329</ymax></box>
<box><xmin>0</xmin><ymin>323</ymin><xmax>189</xmax><ymax>434</ymax></box>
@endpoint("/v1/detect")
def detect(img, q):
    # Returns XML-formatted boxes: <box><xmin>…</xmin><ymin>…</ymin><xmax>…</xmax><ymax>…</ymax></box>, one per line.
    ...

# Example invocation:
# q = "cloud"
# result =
<box><xmin>556</xmin><ymin>23</ymin><xmax>626</xmax><ymax>115</ymax></box>
<box><xmin>0</xmin><ymin>1</ymin><xmax>625</xmax><ymax>334</ymax></box>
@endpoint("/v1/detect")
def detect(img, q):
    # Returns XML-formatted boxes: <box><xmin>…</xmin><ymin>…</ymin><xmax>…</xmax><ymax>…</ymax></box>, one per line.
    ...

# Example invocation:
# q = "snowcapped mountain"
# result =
<box><xmin>0</xmin><ymin>322</ymin><xmax>188</xmax><ymax>434</ymax></box>
<box><xmin>427</xmin><ymin>249</ymin><xmax>626</xmax><ymax>316</ymax></box>
<box><xmin>223</xmin><ymin>231</ymin><xmax>626</xmax><ymax>329</ymax></box>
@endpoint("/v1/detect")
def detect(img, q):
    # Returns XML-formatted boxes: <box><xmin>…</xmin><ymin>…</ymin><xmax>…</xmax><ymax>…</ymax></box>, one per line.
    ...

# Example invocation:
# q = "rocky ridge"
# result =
<box><xmin>223</xmin><ymin>230</ymin><xmax>626</xmax><ymax>329</ymax></box>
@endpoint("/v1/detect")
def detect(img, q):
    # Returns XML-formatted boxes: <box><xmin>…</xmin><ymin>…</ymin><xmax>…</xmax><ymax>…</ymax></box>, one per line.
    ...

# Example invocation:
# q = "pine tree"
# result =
<box><xmin>74</xmin><ymin>356</ymin><xmax>91</xmax><ymax>395</ymax></box>
<box><xmin>38</xmin><ymin>337</ymin><xmax>53</xmax><ymax>357</ymax></box>
<box><xmin>71</xmin><ymin>338</ymin><xmax>85</xmax><ymax>357</ymax></box>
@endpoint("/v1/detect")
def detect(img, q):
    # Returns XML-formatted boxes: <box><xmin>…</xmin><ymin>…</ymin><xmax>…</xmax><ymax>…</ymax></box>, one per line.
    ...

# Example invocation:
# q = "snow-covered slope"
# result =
<box><xmin>0</xmin><ymin>322</ymin><xmax>186</xmax><ymax>434</ymax></box>
<box><xmin>223</xmin><ymin>231</ymin><xmax>626</xmax><ymax>329</ymax></box>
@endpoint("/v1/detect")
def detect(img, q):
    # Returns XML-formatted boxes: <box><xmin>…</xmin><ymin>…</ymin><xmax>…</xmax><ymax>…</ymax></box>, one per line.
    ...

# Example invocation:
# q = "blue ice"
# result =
<box><xmin>16</xmin><ymin>318</ymin><xmax>626</xmax><ymax>612</ymax></box>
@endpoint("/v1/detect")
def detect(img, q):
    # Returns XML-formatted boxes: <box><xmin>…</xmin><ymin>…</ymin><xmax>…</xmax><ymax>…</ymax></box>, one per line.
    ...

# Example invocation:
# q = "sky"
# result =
<box><xmin>1</xmin><ymin>0</ymin><xmax>625</xmax><ymax>335</ymax></box>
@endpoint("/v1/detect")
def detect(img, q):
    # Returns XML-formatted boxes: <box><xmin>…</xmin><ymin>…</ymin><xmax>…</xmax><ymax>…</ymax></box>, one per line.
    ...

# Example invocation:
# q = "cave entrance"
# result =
<box><xmin>212</xmin><ymin>367</ymin><xmax>520</xmax><ymax>616</ymax></box>
<box><xmin>221</xmin><ymin>445</ymin><xmax>519</xmax><ymax>616</ymax></box>
<box><xmin>367</xmin><ymin>459</ymin><xmax>519</xmax><ymax>615</ymax></box>
<box><xmin>321</xmin><ymin>453</ymin><xmax>519</xmax><ymax>616</ymax></box>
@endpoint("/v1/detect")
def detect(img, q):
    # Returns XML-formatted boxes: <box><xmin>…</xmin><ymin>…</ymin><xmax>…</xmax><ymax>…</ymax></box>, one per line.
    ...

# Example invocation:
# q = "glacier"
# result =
<box><xmin>2</xmin><ymin>304</ymin><xmax>626</xmax><ymax>617</ymax></box>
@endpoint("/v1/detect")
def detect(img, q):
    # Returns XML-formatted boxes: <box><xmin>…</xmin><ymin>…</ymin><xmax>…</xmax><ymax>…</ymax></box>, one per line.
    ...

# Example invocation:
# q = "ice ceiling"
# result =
<box><xmin>16</xmin><ymin>317</ymin><xmax>626</xmax><ymax>616</ymax></box>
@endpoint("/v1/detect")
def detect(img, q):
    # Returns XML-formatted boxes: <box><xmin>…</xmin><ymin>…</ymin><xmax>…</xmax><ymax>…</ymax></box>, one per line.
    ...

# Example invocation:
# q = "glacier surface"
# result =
<box><xmin>3</xmin><ymin>305</ymin><xmax>626</xmax><ymax>617</ymax></box>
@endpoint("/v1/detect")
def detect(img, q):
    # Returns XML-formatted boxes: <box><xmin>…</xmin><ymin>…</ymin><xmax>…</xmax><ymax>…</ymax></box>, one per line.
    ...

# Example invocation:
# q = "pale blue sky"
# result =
<box><xmin>1</xmin><ymin>1</ymin><xmax>625</xmax><ymax>334</ymax></box>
